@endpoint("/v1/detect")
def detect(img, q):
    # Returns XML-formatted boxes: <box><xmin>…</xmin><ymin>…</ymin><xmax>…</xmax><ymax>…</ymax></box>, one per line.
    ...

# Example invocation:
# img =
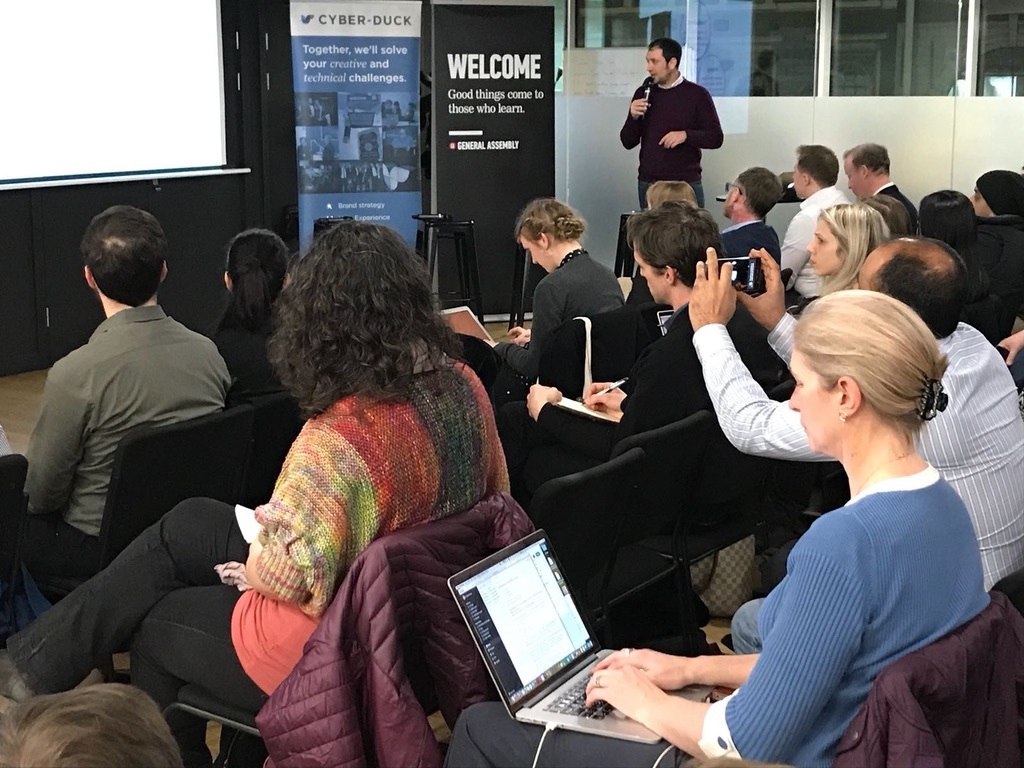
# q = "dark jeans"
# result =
<box><xmin>22</xmin><ymin>513</ymin><xmax>102</xmax><ymax>579</ymax></box>
<box><xmin>445</xmin><ymin>702</ymin><xmax>684</xmax><ymax>768</ymax></box>
<box><xmin>8</xmin><ymin>498</ymin><xmax>269</xmax><ymax>768</ymax></box>
<box><xmin>637</xmin><ymin>179</ymin><xmax>705</xmax><ymax>209</ymax></box>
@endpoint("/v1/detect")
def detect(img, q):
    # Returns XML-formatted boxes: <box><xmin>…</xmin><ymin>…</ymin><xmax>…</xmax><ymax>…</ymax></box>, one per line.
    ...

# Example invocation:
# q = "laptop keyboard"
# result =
<box><xmin>542</xmin><ymin>677</ymin><xmax>613</xmax><ymax>719</ymax></box>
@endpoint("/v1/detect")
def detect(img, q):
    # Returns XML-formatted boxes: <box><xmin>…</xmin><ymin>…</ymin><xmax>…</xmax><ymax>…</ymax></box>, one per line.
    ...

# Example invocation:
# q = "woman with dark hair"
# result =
<box><xmin>969</xmin><ymin>170</ymin><xmax>1024</xmax><ymax>333</ymax></box>
<box><xmin>212</xmin><ymin>228</ymin><xmax>290</xmax><ymax>405</ymax></box>
<box><xmin>0</xmin><ymin>222</ymin><xmax>510</xmax><ymax>767</ymax></box>
<box><xmin>919</xmin><ymin>190</ymin><xmax>1002</xmax><ymax>343</ymax></box>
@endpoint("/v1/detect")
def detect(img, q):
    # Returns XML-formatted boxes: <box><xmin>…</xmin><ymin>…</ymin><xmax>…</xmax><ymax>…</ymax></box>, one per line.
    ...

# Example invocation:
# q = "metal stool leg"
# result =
<box><xmin>462</xmin><ymin>225</ymin><xmax>484</xmax><ymax>321</ymax></box>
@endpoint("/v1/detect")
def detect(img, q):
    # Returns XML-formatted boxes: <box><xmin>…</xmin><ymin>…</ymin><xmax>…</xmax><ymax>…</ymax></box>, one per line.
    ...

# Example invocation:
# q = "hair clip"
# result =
<box><xmin>917</xmin><ymin>377</ymin><xmax>948</xmax><ymax>421</ymax></box>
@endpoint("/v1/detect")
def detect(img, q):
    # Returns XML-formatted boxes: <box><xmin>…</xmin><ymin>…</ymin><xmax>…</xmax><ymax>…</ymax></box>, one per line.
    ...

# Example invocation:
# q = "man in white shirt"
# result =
<box><xmin>781</xmin><ymin>145</ymin><xmax>850</xmax><ymax>298</ymax></box>
<box><xmin>843</xmin><ymin>142</ymin><xmax>919</xmax><ymax>232</ymax></box>
<box><xmin>689</xmin><ymin>238</ymin><xmax>1024</xmax><ymax>651</ymax></box>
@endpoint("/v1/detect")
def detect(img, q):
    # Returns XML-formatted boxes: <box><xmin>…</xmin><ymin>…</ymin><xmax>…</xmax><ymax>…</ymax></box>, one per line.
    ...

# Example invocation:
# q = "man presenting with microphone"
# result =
<box><xmin>620</xmin><ymin>38</ymin><xmax>723</xmax><ymax>209</ymax></box>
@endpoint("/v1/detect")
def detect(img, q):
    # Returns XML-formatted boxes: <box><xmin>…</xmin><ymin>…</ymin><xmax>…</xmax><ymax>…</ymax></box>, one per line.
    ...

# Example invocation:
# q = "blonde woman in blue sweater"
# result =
<box><xmin>445</xmin><ymin>289</ymin><xmax>988</xmax><ymax>768</ymax></box>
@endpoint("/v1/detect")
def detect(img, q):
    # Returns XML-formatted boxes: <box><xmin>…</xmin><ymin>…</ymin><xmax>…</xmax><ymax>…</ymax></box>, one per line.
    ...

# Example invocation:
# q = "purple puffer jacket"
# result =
<box><xmin>835</xmin><ymin>592</ymin><xmax>1024</xmax><ymax>768</ymax></box>
<box><xmin>255</xmin><ymin>492</ymin><xmax>533</xmax><ymax>768</ymax></box>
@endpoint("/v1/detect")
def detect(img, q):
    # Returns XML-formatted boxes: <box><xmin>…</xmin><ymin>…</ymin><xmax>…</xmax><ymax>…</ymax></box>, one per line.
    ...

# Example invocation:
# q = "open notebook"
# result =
<box><xmin>442</xmin><ymin>306</ymin><xmax>493</xmax><ymax>344</ymax></box>
<box><xmin>551</xmin><ymin>398</ymin><xmax>619</xmax><ymax>423</ymax></box>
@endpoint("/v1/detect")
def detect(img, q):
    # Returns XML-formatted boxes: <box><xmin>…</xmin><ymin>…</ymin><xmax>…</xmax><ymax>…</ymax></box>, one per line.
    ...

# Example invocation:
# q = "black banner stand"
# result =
<box><xmin>431</xmin><ymin>0</ymin><xmax>555</xmax><ymax>318</ymax></box>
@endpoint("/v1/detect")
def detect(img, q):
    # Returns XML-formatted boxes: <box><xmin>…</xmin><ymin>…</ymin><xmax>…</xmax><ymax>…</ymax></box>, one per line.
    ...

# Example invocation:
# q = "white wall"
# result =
<box><xmin>558</xmin><ymin>72</ymin><xmax>1024</xmax><ymax>269</ymax></box>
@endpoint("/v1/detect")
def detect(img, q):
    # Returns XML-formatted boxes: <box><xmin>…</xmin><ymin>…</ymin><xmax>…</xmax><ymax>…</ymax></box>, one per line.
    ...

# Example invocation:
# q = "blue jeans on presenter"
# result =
<box><xmin>637</xmin><ymin>179</ymin><xmax>705</xmax><ymax>209</ymax></box>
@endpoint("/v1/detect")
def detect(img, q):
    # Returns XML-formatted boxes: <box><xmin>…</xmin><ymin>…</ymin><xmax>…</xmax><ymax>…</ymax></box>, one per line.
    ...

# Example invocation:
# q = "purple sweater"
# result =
<box><xmin>619</xmin><ymin>78</ymin><xmax>723</xmax><ymax>183</ymax></box>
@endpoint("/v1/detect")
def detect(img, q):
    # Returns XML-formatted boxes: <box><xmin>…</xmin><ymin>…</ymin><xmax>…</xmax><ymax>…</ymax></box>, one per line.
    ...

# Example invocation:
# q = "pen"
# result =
<box><xmin>593</xmin><ymin>377</ymin><xmax>629</xmax><ymax>397</ymax></box>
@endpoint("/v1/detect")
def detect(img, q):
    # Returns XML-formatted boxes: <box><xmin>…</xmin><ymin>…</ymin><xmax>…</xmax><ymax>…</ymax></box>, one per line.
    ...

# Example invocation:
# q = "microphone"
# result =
<box><xmin>638</xmin><ymin>76</ymin><xmax>655</xmax><ymax>118</ymax></box>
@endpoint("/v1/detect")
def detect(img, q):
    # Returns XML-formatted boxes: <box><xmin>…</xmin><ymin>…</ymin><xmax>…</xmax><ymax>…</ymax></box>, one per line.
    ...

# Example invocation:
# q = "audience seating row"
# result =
<box><xmin>30</xmin><ymin>392</ymin><xmax>302</xmax><ymax>601</ymax></box>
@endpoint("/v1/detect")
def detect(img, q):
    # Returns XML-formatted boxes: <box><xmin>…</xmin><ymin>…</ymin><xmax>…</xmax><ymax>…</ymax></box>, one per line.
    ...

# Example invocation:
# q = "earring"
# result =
<box><xmin>838</xmin><ymin>412</ymin><xmax>847</xmax><ymax>423</ymax></box>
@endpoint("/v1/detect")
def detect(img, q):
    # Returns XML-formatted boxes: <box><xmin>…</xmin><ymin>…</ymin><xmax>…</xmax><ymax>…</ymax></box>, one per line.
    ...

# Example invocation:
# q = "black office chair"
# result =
<box><xmin>239</xmin><ymin>394</ymin><xmax>303</xmax><ymax>509</ymax></box>
<box><xmin>0</xmin><ymin>455</ymin><xmax>30</xmax><ymax>643</ymax></box>
<box><xmin>164</xmin><ymin>684</ymin><xmax>263</xmax><ymax>768</ymax></box>
<box><xmin>457</xmin><ymin>333</ymin><xmax>500</xmax><ymax>392</ymax></box>
<box><xmin>530</xmin><ymin>447</ymin><xmax>674</xmax><ymax>645</ymax></box>
<box><xmin>616</xmin><ymin>415</ymin><xmax>770</xmax><ymax>655</ymax></box>
<box><xmin>609</xmin><ymin>413</ymin><xmax>714</xmax><ymax>653</ymax></box>
<box><xmin>38</xmin><ymin>407</ymin><xmax>255</xmax><ymax>600</ymax></box>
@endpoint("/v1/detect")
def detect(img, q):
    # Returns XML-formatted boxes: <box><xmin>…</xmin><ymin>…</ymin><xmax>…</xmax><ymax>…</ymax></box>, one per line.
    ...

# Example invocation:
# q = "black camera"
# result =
<box><xmin>720</xmin><ymin>256</ymin><xmax>765</xmax><ymax>295</ymax></box>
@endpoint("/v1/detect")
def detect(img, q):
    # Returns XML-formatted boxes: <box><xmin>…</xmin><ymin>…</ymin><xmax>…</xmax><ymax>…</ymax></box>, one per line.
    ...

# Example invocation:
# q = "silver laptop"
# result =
<box><xmin>449</xmin><ymin>530</ymin><xmax>711</xmax><ymax>742</ymax></box>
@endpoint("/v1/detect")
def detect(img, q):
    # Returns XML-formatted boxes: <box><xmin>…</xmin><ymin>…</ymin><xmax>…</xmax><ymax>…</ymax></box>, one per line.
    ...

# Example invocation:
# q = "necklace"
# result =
<box><xmin>558</xmin><ymin>248</ymin><xmax>586</xmax><ymax>269</ymax></box>
<box><xmin>851</xmin><ymin>449</ymin><xmax>913</xmax><ymax>497</ymax></box>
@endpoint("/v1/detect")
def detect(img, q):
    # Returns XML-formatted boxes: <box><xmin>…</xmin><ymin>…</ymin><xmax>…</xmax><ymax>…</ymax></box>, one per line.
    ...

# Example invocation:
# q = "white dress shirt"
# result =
<box><xmin>694</xmin><ymin>316</ymin><xmax>1024</xmax><ymax>588</ymax></box>
<box><xmin>780</xmin><ymin>186</ymin><xmax>851</xmax><ymax>297</ymax></box>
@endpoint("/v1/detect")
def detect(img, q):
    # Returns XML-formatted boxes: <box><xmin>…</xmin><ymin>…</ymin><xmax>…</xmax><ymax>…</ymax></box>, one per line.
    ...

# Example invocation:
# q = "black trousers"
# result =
<box><xmin>22</xmin><ymin>513</ymin><xmax>102</xmax><ymax>579</ymax></box>
<box><xmin>8</xmin><ymin>498</ymin><xmax>269</xmax><ymax>767</ymax></box>
<box><xmin>498</xmin><ymin>402</ymin><xmax>605</xmax><ymax>509</ymax></box>
<box><xmin>444</xmin><ymin>703</ymin><xmax>684</xmax><ymax>768</ymax></box>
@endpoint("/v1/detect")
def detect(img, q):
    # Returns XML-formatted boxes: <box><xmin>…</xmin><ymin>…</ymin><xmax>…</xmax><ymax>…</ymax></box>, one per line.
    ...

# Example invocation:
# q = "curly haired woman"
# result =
<box><xmin>0</xmin><ymin>222</ymin><xmax>508</xmax><ymax>767</ymax></box>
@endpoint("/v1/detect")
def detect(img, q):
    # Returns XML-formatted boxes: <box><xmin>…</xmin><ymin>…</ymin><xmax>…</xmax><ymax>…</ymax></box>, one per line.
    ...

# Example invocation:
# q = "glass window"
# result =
<box><xmin>574</xmin><ymin>0</ymin><xmax>816</xmax><ymax>96</ymax></box>
<box><xmin>977</xmin><ymin>2</ymin><xmax>1024</xmax><ymax>96</ymax></box>
<box><xmin>831</xmin><ymin>0</ymin><xmax>966</xmax><ymax>96</ymax></box>
<box><xmin>750</xmin><ymin>0</ymin><xmax>817</xmax><ymax>96</ymax></box>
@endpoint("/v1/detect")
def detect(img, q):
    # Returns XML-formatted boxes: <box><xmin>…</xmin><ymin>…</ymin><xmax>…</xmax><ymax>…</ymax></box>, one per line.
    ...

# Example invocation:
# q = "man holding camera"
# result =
<box><xmin>620</xmin><ymin>38</ymin><xmax>723</xmax><ymax>209</ymax></box>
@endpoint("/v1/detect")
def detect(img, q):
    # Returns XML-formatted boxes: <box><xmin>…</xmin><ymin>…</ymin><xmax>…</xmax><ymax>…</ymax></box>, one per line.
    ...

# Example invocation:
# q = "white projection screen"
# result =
<box><xmin>0</xmin><ymin>1</ymin><xmax>227</xmax><ymax>185</ymax></box>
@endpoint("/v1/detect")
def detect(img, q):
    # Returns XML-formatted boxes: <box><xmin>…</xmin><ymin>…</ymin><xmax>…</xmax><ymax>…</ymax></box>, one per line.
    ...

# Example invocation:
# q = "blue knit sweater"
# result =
<box><xmin>726</xmin><ymin>474</ymin><xmax>987</xmax><ymax>766</ymax></box>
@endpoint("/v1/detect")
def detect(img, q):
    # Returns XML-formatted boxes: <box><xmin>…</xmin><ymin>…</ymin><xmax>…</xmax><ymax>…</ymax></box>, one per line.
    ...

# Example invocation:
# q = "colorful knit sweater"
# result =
<box><xmin>253</xmin><ymin>361</ymin><xmax>509</xmax><ymax>617</ymax></box>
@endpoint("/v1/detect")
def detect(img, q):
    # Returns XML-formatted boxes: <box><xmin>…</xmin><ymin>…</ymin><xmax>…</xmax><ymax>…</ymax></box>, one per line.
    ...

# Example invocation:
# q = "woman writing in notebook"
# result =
<box><xmin>492</xmin><ymin>198</ymin><xmax>623</xmax><ymax>382</ymax></box>
<box><xmin>446</xmin><ymin>270</ymin><xmax>987</xmax><ymax>767</ymax></box>
<box><xmin>0</xmin><ymin>222</ymin><xmax>509</xmax><ymax>768</ymax></box>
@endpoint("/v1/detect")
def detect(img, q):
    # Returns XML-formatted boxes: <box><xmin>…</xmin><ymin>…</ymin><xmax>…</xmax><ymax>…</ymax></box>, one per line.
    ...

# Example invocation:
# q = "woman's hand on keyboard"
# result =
<box><xmin>584</xmin><ymin>663</ymin><xmax>667</xmax><ymax>727</ymax></box>
<box><xmin>593</xmin><ymin>648</ymin><xmax>694</xmax><ymax>691</ymax></box>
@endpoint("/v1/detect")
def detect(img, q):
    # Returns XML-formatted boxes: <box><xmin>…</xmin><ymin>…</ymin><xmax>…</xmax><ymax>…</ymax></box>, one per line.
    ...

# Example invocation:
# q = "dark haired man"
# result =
<box><xmin>501</xmin><ymin>202</ymin><xmax>784</xmax><ymax>496</ymax></box>
<box><xmin>688</xmin><ymin>237</ymin><xmax>1023</xmax><ymax>624</ymax></box>
<box><xmin>721</xmin><ymin>166</ymin><xmax>784</xmax><ymax>263</ymax></box>
<box><xmin>843</xmin><ymin>143</ymin><xmax>919</xmax><ymax>231</ymax></box>
<box><xmin>24</xmin><ymin>205</ymin><xmax>229</xmax><ymax>581</ymax></box>
<box><xmin>620</xmin><ymin>38</ymin><xmax>723</xmax><ymax>209</ymax></box>
<box><xmin>781</xmin><ymin>145</ymin><xmax>850</xmax><ymax>298</ymax></box>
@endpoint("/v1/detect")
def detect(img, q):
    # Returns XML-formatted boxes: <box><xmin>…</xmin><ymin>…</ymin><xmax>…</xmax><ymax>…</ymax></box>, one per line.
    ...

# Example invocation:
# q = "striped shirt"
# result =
<box><xmin>0</xmin><ymin>425</ymin><xmax>11</xmax><ymax>456</ymax></box>
<box><xmin>694</xmin><ymin>315</ymin><xmax>1024</xmax><ymax>588</ymax></box>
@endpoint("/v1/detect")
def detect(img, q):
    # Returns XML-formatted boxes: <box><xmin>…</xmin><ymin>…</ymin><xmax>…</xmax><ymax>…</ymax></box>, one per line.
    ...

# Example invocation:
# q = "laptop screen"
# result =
<box><xmin>452</xmin><ymin>535</ymin><xmax>595</xmax><ymax>707</ymax></box>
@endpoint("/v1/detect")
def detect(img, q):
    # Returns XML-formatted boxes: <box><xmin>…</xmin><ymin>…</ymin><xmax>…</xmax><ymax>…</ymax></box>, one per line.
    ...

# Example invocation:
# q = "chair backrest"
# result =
<box><xmin>610</xmin><ymin>411</ymin><xmax>714</xmax><ymax>539</ymax></box>
<box><xmin>529</xmin><ymin>447</ymin><xmax>645</xmax><ymax>605</ymax></box>
<box><xmin>0</xmin><ymin>455</ymin><xmax>29</xmax><ymax>593</ymax></box>
<box><xmin>239</xmin><ymin>394</ymin><xmax>303</xmax><ymax>508</ymax></box>
<box><xmin>98</xmin><ymin>406</ymin><xmax>255</xmax><ymax>569</ymax></box>
<box><xmin>537</xmin><ymin>308</ymin><xmax>657</xmax><ymax>399</ymax></box>
<box><xmin>612</xmin><ymin>410</ymin><xmax>770</xmax><ymax>531</ymax></box>
<box><xmin>456</xmin><ymin>334</ymin><xmax>500</xmax><ymax>392</ymax></box>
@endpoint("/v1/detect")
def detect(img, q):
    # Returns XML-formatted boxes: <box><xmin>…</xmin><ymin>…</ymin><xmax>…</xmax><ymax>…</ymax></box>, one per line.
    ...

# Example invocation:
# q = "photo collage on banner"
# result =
<box><xmin>291</xmin><ymin>1</ymin><xmax>422</xmax><ymax>248</ymax></box>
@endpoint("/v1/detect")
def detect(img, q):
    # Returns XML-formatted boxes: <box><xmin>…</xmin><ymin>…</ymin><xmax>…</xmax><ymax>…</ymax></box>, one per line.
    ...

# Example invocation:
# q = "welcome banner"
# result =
<box><xmin>432</xmin><ymin>1</ymin><xmax>555</xmax><ymax>315</ymax></box>
<box><xmin>290</xmin><ymin>0</ymin><xmax>422</xmax><ymax>249</ymax></box>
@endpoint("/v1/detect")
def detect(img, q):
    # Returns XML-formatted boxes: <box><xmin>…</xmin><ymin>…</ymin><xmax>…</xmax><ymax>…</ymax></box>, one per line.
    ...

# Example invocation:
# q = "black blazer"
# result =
<box><xmin>878</xmin><ymin>184</ymin><xmax>919</xmax><ymax>233</ymax></box>
<box><xmin>535</xmin><ymin>304</ymin><xmax>787</xmax><ymax>460</ymax></box>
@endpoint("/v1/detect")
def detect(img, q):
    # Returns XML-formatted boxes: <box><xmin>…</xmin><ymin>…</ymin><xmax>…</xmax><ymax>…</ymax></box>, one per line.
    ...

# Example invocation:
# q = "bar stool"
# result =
<box><xmin>414</xmin><ymin>215</ymin><xmax>484</xmax><ymax>321</ymax></box>
<box><xmin>436</xmin><ymin>220</ymin><xmax>484</xmax><ymax>321</ymax></box>
<box><xmin>412</xmin><ymin>213</ymin><xmax>452</xmax><ymax>277</ymax></box>
<box><xmin>613</xmin><ymin>212</ymin><xmax>638</xmax><ymax>277</ymax></box>
<box><xmin>508</xmin><ymin>241</ymin><xmax>530</xmax><ymax>329</ymax></box>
